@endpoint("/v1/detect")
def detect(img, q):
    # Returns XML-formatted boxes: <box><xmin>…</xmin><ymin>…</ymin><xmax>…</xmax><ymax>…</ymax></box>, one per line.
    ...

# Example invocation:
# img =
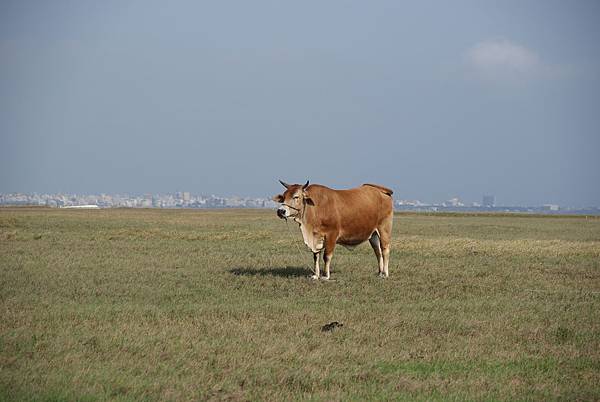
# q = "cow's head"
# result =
<box><xmin>272</xmin><ymin>180</ymin><xmax>314</xmax><ymax>220</ymax></box>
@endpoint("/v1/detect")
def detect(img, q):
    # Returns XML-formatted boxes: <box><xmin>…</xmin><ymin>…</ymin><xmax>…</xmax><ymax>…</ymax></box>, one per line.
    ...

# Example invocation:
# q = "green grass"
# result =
<box><xmin>1</xmin><ymin>208</ymin><xmax>599</xmax><ymax>401</ymax></box>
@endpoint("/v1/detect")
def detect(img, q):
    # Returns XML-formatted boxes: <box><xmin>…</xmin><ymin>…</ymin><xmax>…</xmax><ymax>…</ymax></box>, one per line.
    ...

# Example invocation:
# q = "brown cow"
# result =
<box><xmin>273</xmin><ymin>180</ymin><xmax>394</xmax><ymax>280</ymax></box>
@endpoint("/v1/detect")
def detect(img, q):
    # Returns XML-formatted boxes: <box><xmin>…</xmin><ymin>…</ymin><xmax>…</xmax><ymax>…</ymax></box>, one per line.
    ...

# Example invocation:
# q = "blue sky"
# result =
<box><xmin>1</xmin><ymin>1</ymin><xmax>599</xmax><ymax>206</ymax></box>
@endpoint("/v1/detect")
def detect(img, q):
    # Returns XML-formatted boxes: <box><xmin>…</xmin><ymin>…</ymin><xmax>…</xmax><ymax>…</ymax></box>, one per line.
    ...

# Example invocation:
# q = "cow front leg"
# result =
<box><xmin>322</xmin><ymin>237</ymin><xmax>337</xmax><ymax>280</ymax></box>
<box><xmin>311</xmin><ymin>252</ymin><xmax>320</xmax><ymax>280</ymax></box>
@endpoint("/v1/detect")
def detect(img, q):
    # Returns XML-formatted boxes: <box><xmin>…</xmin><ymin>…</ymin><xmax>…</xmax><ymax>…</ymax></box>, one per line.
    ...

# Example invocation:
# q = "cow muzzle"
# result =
<box><xmin>277</xmin><ymin>207</ymin><xmax>287</xmax><ymax>219</ymax></box>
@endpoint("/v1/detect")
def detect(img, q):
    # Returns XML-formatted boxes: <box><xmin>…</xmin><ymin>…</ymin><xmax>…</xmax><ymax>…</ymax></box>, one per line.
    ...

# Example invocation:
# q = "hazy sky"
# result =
<box><xmin>1</xmin><ymin>1</ymin><xmax>599</xmax><ymax>206</ymax></box>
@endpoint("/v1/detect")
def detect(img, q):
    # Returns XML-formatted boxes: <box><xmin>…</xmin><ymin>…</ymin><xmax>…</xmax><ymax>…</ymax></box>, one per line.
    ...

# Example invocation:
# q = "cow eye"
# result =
<box><xmin>293</xmin><ymin>195</ymin><xmax>300</xmax><ymax>200</ymax></box>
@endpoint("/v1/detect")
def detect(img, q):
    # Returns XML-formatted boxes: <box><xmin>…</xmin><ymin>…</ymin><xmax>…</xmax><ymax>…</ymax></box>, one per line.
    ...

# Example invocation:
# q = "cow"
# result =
<box><xmin>273</xmin><ymin>180</ymin><xmax>394</xmax><ymax>280</ymax></box>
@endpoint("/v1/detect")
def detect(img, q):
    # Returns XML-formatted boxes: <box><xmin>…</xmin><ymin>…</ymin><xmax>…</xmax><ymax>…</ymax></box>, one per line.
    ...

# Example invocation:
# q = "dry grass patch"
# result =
<box><xmin>394</xmin><ymin>236</ymin><xmax>600</xmax><ymax>259</ymax></box>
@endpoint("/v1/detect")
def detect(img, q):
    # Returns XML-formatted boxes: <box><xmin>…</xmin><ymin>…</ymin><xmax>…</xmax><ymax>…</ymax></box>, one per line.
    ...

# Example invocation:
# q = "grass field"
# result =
<box><xmin>1</xmin><ymin>207</ymin><xmax>599</xmax><ymax>401</ymax></box>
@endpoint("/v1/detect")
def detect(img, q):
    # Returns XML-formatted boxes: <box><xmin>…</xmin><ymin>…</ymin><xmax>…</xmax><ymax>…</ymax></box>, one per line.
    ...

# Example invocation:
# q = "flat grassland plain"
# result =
<box><xmin>1</xmin><ymin>208</ymin><xmax>599</xmax><ymax>401</ymax></box>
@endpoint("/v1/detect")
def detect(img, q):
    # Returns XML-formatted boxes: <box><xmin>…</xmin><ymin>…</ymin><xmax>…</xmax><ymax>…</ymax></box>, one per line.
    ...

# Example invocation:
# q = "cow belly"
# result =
<box><xmin>339</xmin><ymin>239</ymin><xmax>365</xmax><ymax>250</ymax></box>
<box><xmin>337</xmin><ymin>228</ymin><xmax>373</xmax><ymax>247</ymax></box>
<box><xmin>337</xmin><ymin>237</ymin><xmax>367</xmax><ymax>248</ymax></box>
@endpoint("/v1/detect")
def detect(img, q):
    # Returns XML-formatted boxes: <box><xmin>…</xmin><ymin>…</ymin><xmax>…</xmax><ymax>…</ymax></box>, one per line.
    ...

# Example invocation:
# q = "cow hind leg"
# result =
<box><xmin>381</xmin><ymin>239</ymin><xmax>390</xmax><ymax>278</ymax></box>
<box><xmin>369</xmin><ymin>231</ymin><xmax>384</xmax><ymax>276</ymax></box>
<box><xmin>379</xmin><ymin>220</ymin><xmax>393</xmax><ymax>278</ymax></box>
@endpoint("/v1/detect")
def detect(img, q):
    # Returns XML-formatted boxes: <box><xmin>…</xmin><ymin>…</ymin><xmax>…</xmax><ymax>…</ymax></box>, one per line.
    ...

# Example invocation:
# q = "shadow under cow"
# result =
<box><xmin>229</xmin><ymin>266</ymin><xmax>311</xmax><ymax>278</ymax></box>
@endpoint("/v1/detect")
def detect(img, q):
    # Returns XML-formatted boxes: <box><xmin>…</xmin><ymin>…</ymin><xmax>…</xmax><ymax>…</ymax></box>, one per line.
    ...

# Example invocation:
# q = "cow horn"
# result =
<box><xmin>279</xmin><ymin>180</ymin><xmax>290</xmax><ymax>189</ymax></box>
<box><xmin>302</xmin><ymin>180</ymin><xmax>310</xmax><ymax>190</ymax></box>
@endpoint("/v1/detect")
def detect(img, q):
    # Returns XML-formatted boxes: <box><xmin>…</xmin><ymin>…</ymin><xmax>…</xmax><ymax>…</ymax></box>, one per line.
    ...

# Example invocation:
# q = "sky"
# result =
<box><xmin>1</xmin><ymin>1</ymin><xmax>599</xmax><ymax>206</ymax></box>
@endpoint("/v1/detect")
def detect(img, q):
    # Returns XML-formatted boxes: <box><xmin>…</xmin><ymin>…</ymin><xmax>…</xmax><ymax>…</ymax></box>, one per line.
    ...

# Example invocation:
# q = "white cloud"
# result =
<box><xmin>466</xmin><ymin>39</ymin><xmax>540</xmax><ymax>80</ymax></box>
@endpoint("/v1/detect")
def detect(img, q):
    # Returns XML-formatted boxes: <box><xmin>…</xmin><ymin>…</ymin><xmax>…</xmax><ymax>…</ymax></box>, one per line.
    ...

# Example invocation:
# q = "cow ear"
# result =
<box><xmin>303</xmin><ymin>192</ymin><xmax>315</xmax><ymax>206</ymax></box>
<box><xmin>272</xmin><ymin>194</ymin><xmax>284</xmax><ymax>203</ymax></box>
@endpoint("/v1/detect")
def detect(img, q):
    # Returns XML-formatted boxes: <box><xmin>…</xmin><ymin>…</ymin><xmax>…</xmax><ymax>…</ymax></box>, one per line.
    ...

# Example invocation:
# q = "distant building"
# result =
<box><xmin>445</xmin><ymin>197</ymin><xmax>464</xmax><ymax>207</ymax></box>
<box><xmin>482</xmin><ymin>195</ymin><xmax>495</xmax><ymax>207</ymax></box>
<box><xmin>396</xmin><ymin>199</ymin><xmax>425</xmax><ymax>207</ymax></box>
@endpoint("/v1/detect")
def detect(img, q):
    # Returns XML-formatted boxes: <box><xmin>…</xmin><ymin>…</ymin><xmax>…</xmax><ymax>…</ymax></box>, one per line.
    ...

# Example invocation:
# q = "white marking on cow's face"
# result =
<box><xmin>288</xmin><ymin>192</ymin><xmax>302</xmax><ymax>208</ymax></box>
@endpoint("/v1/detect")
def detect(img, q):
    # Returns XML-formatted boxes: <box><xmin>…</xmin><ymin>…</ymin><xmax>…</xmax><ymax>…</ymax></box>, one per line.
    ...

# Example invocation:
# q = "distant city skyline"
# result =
<box><xmin>1</xmin><ymin>2</ymin><xmax>599</xmax><ymax>207</ymax></box>
<box><xmin>2</xmin><ymin>191</ymin><xmax>599</xmax><ymax>213</ymax></box>
<box><xmin>0</xmin><ymin>183</ymin><xmax>595</xmax><ymax>209</ymax></box>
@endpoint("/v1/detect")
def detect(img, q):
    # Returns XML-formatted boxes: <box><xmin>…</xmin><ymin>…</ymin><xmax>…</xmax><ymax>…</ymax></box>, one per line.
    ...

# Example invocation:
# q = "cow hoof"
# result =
<box><xmin>321</xmin><ymin>276</ymin><xmax>330</xmax><ymax>281</ymax></box>
<box><xmin>309</xmin><ymin>275</ymin><xmax>319</xmax><ymax>280</ymax></box>
<box><xmin>378</xmin><ymin>272</ymin><xmax>386</xmax><ymax>278</ymax></box>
